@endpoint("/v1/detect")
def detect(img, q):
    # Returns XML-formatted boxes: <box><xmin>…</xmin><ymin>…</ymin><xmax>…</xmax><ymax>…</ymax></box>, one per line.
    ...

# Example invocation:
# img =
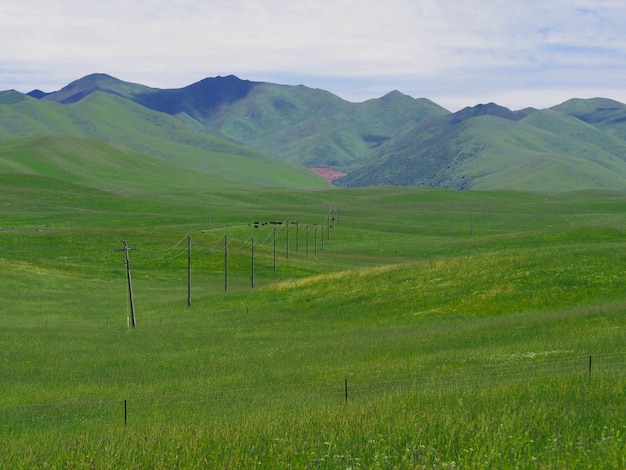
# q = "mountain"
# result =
<box><xmin>37</xmin><ymin>74</ymin><xmax>450</xmax><ymax>169</ymax></box>
<box><xmin>335</xmin><ymin>100</ymin><xmax>626</xmax><ymax>190</ymax></box>
<box><xmin>9</xmin><ymin>74</ymin><xmax>626</xmax><ymax>191</ymax></box>
<box><xmin>0</xmin><ymin>88</ymin><xmax>328</xmax><ymax>189</ymax></box>
<box><xmin>551</xmin><ymin>98</ymin><xmax>626</xmax><ymax>141</ymax></box>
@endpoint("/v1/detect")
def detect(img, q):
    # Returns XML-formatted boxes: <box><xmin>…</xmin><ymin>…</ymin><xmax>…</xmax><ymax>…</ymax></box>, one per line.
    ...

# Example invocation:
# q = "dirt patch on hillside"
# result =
<box><xmin>311</xmin><ymin>167</ymin><xmax>347</xmax><ymax>183</ymax></box>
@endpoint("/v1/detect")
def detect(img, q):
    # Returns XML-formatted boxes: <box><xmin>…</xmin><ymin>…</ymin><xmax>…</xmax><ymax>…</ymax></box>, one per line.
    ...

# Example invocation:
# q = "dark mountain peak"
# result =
<box><xmin>197</xmin><ymin>74</ymin><xmax>248</xmax><ymax>84</ymax></box>
<box><xmin>137</xmin><ymin>74</ymin><xmax>261</xmax><ymax>117</ymax></box>
<box><xmin>27</xmin><ymin>89</ymin><xmax>50</xmax><ymax>99</ymax></box>
<box><xmin>184</xmin><ymin>74</ymin><xmax>258</xmax><ymax>97</ymax></box>
<box><xmin>449</xmin><ymin>102</ymin><xmax>522</xmax><ymax>125</ymax></box>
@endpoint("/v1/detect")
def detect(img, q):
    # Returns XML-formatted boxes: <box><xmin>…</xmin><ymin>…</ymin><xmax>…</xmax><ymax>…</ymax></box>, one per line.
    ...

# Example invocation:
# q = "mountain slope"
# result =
<box><xmin>13</xmin><ymin>74</ymin><xmax>626</xmax><ymax>191</ymax></box>
<box><xmin>36</xmin><ymin>74</ymin><xmax>450</xmax><ymax>169</ymax></box>
<box><xmin>336</xmin><ymin>103</ymin><xmax>626</xmax><ymax>191</ymax></box>
<box><xmin>0</xmin><ymin>91</ymin><xmax>328</xmax><ymax>189</ymax></box>
<box><xmin>0</xmin><ymin>135</ymin><xmax>230</xmax><ymax>193</ymax></box>
<box><xmin>551</xmin><ymin>98</ymin><xmax>626</xmax><ymax>141</ymax></box>
<box><xmin>29</xmin><ymin>72</ymin><xmax>159</xmax><ymax>104</ymax></box>
<box><xmin>201</xmin><ymin>85</ymin><xmax>448</xmax><ymax>168</ymax></box>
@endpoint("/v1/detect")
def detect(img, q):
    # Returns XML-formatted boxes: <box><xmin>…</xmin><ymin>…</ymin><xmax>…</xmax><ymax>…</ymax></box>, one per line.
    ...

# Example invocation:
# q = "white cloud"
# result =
<box><xmin>2</xmin><ymin>0</ymin><xmax>626</xmax><ymax>109</ymax></box>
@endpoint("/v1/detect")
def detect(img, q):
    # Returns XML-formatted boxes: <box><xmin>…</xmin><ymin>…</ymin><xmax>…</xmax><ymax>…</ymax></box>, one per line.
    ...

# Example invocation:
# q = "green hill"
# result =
<box><xmin>551</xmin><ymin>97</ymin><xmax>626</xmax><ymax>141</ymax></box>
<box><xmin>200</xmin><ymin>86</ymin><xmax>448</xmax><ymax>168</ymax></box>
<box><xmin>336</xmin><ymin>102</ymin><xmax>626</xmax><ymax>190</ymax></box>
<box><xmin>13</xmin><ymin>74</ymin><xmax>626</xmax><ymax>191</ymax></box>
<box><xmin>0</xmin><ymin>135</ymin><xmax>229</xmax><ymax>193</ymax></box>
<box><xmin>37</xmin><ymin>74</ymin><xmax>450</xmax><ymax>169</ymax></box>
<box><xmin>0</xmin><ymin>91</ymin><xmax>328</xmax><ymax>189</ymax></box>
<box><xmin>2</xmin><ymin>180</ymin><xmax>626</xmax><ymax>467</ymax></box>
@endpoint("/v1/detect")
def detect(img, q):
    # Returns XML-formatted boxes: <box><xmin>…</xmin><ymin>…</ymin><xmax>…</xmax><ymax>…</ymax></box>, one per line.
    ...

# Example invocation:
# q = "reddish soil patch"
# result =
<box><xmin>311</xmin><ymin>167</ymin><xmax>347</xmax><ymax>183</ymax></box>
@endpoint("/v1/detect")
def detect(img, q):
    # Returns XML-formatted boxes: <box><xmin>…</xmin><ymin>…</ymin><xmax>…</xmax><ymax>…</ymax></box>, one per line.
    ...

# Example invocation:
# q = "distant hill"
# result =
<box><xmin>0</xmin><ymin>88</ymin><xmax>329</xmax><ymax>189</ymax></box>
<box><xmin>5</xmin><ymin>74</ymin><xmax>626</xmax><ymax>191</ymax></box>
<box><xmin>335</xmin><ymin>100</ymin><xmax>626</xmax><ymax>190</ymax></box>
<box><xmin>0</xmin><ymin>135</ymin><xmax>231</xmax><ymax>193</ymax></box>
<box><xmin>36</xmin><ymin>74</ymin><xmax>449</xmax><ymax>169</ymax></box>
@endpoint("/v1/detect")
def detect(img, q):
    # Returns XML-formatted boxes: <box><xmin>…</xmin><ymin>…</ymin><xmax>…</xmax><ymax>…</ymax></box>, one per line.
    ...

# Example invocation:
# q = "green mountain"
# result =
<box><xmin>10</xmin><ymin>74</ymin><xmax>626</xmax><ymax>191</ymax></box>
<box><xmin>336</xmin><ymin>101</ymin><xmax>626</xmax><ymax>190</ymax></box>
<box><xmin>0</xmin><ymin>89</ymin><xmax>328</xmax><ymax>189</ymax></box>
<box><xmin>551</xmin><ymin>98</ymin><xmax>626</xmax><ymax>141</ymax></box>
<box><xmin>36</xmin><ymin>74</ymin><xmax>449</xmax><ymax>169</ymax></box>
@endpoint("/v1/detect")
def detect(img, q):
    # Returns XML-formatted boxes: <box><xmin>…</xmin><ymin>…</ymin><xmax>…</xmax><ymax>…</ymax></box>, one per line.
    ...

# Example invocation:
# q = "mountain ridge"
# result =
<box><xmin>8</xmin><ymin>73</ymin><xmax>626</xmax><ymax>191</ymax></box>
<box><xmin>0</xmin><ymin>88</ymin><xmax>329</xmax><ymax>189</ymax></box>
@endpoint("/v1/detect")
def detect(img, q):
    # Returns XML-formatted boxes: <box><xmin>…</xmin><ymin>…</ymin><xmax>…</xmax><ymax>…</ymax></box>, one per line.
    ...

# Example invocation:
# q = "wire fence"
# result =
<box><xmin>2</xmin><ymin>351</ymin><xmax>624</xmax><ymax>432</ymax></box>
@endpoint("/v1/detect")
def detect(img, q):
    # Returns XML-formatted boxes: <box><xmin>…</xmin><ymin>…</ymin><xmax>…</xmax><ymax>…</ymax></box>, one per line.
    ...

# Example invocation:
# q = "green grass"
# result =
<box><xmin>2</xmin><ymin>182</ymin><xmax>626</xmax><ymax>468</ymax></box>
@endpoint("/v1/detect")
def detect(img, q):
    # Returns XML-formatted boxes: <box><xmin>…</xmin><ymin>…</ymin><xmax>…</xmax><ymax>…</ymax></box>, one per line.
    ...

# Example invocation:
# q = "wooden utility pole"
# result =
<box><xmin>295</xmin><ymin>220</ymin><xmax>299</xmax><ymax>253</ymax></box>
<box><xmin>251</xmin><ymin>235</ymin><xmax>255</xmax><ymax>288</ymax></box>
<box><xmin>327</xmin><ymin>213</ymin><xmax>330</xmax><ymax>238</ymax></box>
<box><xmin>187</xmin><ymin>233</ymin><xmax>191</xmax><ymax>307</ymax></box>
<box><xmin>224</xmin><ymin>235</ymin><xmax>228</xmax><ymax>293</ymax></box>
<box><xmin>117</xmin><ymin>240</ymin><xmax>136</xmax><ymax>328</ymax></box>
<box><xmin>286</xmin><ymin>220</ymin><xmax>289</xmax><ymax>259</ymax></box>
<box><xmin>273</xmin><ymin>225</ymin><xmax>277</xmax><ymax>272</ymax></box>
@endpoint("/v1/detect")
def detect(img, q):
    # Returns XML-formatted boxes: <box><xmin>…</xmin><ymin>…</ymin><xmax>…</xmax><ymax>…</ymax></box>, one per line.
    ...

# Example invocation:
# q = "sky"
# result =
<box><xmin>2</xmin><ymin>0</ymin><xmax>626</xmax><ymax>111</ymax></box>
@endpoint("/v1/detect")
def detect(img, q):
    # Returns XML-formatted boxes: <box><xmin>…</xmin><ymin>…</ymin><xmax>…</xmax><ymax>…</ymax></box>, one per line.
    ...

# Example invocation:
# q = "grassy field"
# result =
<box><xmin>2</xmin><ymin>183</ymin><xmax>626</xmax><ymax>468</ymax></box>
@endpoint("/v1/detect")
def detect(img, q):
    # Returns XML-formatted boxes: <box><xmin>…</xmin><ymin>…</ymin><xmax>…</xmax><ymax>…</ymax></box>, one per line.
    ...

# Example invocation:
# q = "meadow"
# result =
<box><xmin>2</xmin><ymin>183</ymin><xmax>626</xmax><ymax>468</ymax></box>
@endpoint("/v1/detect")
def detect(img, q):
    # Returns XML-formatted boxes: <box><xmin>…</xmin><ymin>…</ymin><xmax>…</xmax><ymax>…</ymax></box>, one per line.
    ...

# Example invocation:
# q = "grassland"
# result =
<box><xmin>2</xmin><ymin>181</ymin><xmax>626</xmax><ymax>468</ymax></box>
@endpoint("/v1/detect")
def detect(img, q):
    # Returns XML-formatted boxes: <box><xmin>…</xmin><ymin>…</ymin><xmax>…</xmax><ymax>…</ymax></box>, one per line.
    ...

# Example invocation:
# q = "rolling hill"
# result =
<box><xmin>34</xmin><ymin>73</ymin><xmax>449</xmax><ymax>169</ymax></box>
<box><xmin>0</xmin><ymin>88</ymin><xmax>329</xmax><ymax>189</ymax></box>
<box><xmin>335</xmin><ymin>101</ymin><xmax>626</xmax><ymax>190</ymax></box>
<box><xmin>0</xmin><ymin>135</ymin><xmax>229</xmax><ymax>193</ymax></box>
<box><xmin>6</xmin><ymin>74</ymin><xmax>626</xmax><ymax>190</ymax></box>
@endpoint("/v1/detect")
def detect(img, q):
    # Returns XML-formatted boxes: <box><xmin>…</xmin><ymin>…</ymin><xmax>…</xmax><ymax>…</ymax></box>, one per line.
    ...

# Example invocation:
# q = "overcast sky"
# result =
<box><xmin>2</xmin><ymin>0</ymin><xmax>626</xmax><ymax>111</ymax></box>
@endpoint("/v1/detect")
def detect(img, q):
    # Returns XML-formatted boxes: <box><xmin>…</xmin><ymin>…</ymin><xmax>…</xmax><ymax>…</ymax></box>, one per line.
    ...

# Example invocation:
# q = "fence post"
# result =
<box><xmin>344</xmin><ymin>377</ymin><xmax>348</xmax><ymax>403</ymax></box>
<box><xmin>588</xmin><ymin>355</ymin><xmax>592</xmax><ymax>378</ymax></box>
<box><xmin>124</xmin><ymin>399</ymin><xmax>127</xmax><ymax>426</ymax></box>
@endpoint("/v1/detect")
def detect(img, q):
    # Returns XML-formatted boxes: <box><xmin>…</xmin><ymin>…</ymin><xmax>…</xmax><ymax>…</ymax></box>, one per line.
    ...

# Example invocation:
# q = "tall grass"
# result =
<box><xmin>2</xmin><ymin>185</ymin><xmax>626</xmax><ymax>467</ymax></box>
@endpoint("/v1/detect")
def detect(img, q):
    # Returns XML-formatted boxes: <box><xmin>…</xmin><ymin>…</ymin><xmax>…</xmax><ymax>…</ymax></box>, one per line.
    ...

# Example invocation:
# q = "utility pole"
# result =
<box><xmin>295</xmin><ymin>220</ymin><xmax>299</xmax><ymax>253</ymax></box>
<box><xmin>273</xmin><ymin>225</ymin><xmax>277</xmax><ymax>272</ymax></box>
<box><xmin>187</xmin><ymin>233</ymin><xmax>191</xmax><ymax>307</ymax></box>
<box><xmin>327</xmin><ymin>213</ymin><xmax>330</xmax><ymax>238</ymax></box>
<box><xmin>251</xmin><ymin>235</ymin><xmax>255</xmax><ymax>288</ymax></box>
<box><xmin>117</xmin><ymin>240</ymin><xmax>136</xmax><ymax>328</ymax></box>
<box><xmin>224</xmin><ymin>235</ymin><xmax>228</xmax><ymax>293</ymax></box>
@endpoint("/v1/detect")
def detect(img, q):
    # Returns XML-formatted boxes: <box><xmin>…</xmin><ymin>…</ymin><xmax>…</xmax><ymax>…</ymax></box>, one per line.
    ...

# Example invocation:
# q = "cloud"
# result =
<box><xmin>3</xmin><ymin>0</ymin><xmax>626</xmax><ymax>109</ymax></box>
